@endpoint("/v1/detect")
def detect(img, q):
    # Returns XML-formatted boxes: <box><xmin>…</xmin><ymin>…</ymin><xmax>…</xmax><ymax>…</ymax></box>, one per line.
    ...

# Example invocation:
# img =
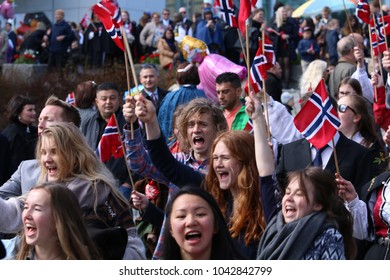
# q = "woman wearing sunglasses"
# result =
<box><xmin>337</xmin><ymin>94</ymin><xmax>386</xmax><ymax>175</ymax></box>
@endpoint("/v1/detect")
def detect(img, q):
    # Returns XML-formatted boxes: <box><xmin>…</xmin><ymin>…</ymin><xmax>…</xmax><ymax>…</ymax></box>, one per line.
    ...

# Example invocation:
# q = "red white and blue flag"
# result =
<box><xmin>293</xmin><ymin>80</ymin><xmax>340</xmax><ymax>149</ymax></box>
<box><xmin>263</xmin><ymin>35</ymin><xmax>276</xmax><ymax>66</ymax></box>
<box><xmin>370</xmin><ymin>15</ymin><xmax>390</xmax><ymax>55</ymax></box>
<box><xmin>92</xmin><ymin>0</ymin><xmax>124</xmax><ymax>51</ymax></box>
<box><xmin>356</xmin><ymin>0</ymin><xmax>371</xmax><ymax>24</ymax></box>
<box><xmin>96</xmin><ymin>114</ymin><xmax>124</xmax><ymax>163</ymax></box>
<box><xmin>80</xmin><ymin>13</ymin><xmax>90</xmax><ymax>30</ymax></box>
<box><xmin>214</xmin><ymin>0</ymin><xmax>237</xmax><ymax>28</ymax></box>
<box><xmin>245</xmin><ymin>36</ymin><xmax>275</xmax><ymax>94</ymax></box>
<box><xmin>65</xmin><ymin>92</ymin><xmax>75</xmax><ymax>106</ymax></box>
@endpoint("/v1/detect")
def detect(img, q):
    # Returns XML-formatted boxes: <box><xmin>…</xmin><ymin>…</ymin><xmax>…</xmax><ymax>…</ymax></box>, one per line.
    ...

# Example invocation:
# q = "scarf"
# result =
<box><xmin>257</xmin><ymin>211</ymin><xmax>329</xmax><ymax>260</ymax></box>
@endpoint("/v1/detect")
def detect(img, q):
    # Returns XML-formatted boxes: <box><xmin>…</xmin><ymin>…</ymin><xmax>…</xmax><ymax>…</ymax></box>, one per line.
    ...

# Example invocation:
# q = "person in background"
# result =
<box><xmin>0</xmin><ymin>20</ymin><xmax>8</xmax><ymax>67</ymax></box>
<box><xmin>139</xmin><ymin>12</ymin><xmax>165</xmax><ymax>55</ymax></box>
<box><xmin>280</xmin><ymin>91</ymin><xmax>295</xmax><ymax>115</ymax></box>
<box><xmin>215</xmin><ymin>72</ymin><xmax>252</xmax><ymax>132</ymax></box>
<box><xmin>297</xmin><ymin>27</ymin><xmax>320</xmax><ymax>74</ymax></box>
<box><xmin>44</xmin><ymin>9</ymin><xmax>75</xmax><ymax>70</ymax></box>
<box><xmin>269</xmin><ymin>6</ymin><xmax>299</xmax><ymax>88</ymax></box>
<box><xmin>161</xmin><ymin>8</ymin><xmax>174</xmax><ymax>30</ymax></box>
<box><xmin>265</xmin><ymin>62</ymin><xmax>283</xmax><ymax>103</ymax></box>
<box><xmin>2</xmin><ymin>95</ymin><xmax>38</xmax><ymax>174</ymax></box>
<box><xmin>325</xmin><ymin>19</ymin><xmax>340</xmax><ymax>67</ymax></box>
<box><xmin>195</xmin><ymin>7</ymin><xmax>224</xmax><ymax>54</ymax></box>
<box><xmin>157</xmin><ymin>27</ymin><xmax>180</xmax><ymax>71</ymax></box>
<box><xmin>161</xmin><ymin>187</ymin><xmax>245</xmax><ymax>260</ymax></box>
<box><xmin>73</xmin><ymin>80</ymin><xmax>97</xmax><ymax>127</ymax></box>
<box><xmin>16</xmin><ymin>182</ymin><xmax>101</xmax><ymax>260</ymax></box>
<box><xmin>158</xmin><ymin>62</ymin><xmax>206</xmax><ymax>141</ymax></box>
<box><xmin>5</xmin><ymin>22</ymin><xmax>17</xmax><ymax>63</ymax></box>
<box><xmin>121</xmin><ymin>10</ymin><xmax>139</xmax><ymax>62</ymax></box>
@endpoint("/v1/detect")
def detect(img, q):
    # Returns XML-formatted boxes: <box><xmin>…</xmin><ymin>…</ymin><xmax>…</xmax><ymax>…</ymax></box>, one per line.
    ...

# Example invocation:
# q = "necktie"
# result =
<box><xmin>312</xmin><ymin>146</ymin><xmax>327</xmax><ymax>167</ymax></box>
<box><xmin>152</xmin><ymin>92</ymin><xmax>158</xmax><ymax>106</ymax></box>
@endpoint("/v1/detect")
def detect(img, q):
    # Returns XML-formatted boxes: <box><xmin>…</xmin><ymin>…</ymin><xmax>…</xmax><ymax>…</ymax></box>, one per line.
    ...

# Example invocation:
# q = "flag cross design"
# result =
<box><xmin>218</xmin><ymin>0</ymin><xmax>237</xmax><ymax>27</ymax></box>
<box><xmin>374</xmin><ymin>16</ymin><xmax>389</xmax><ymax>40</ymax></box>
<box><xmin>251</xmin><ymin>54</ymin><xmax>267</xmax><ymax>85</ymax></box>
<box><xmin>298</xmin><ymin>92</ymin><xmax>340</xmax><ymax>141</ymax></box>
<box><xmin>96</xmin><ymin>115</ymin><xmax>124</xmax><ymax>163</ymax></box>
<box><xmin>293</xmin><ymin>80</ymin><xmax>340</xmax><ymax>149</ymax></box>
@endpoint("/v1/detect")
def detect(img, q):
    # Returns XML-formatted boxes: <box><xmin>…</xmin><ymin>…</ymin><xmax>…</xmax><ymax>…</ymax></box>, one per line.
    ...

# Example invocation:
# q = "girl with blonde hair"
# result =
<box><xmin>36</xmin><ymin>122</ymin><xmax>145</xmax><ymax>259</ymax></box>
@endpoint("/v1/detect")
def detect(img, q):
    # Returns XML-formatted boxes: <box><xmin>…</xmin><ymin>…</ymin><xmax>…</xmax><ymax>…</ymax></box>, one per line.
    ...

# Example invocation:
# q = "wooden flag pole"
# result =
<box><xmin>246</xmin><ymin>22</ymin><xmax>251</xmax><ymax>94</ymax></box>
<box><xmin>121</xmin><ymin>25</ymin><xmax>136</xmax><ymax>139</ymax></box>
<box><xmin>368</xmin><ymin>18</ymin><xmax>378</xmax><ymax>102</ymax></box>
<box><xmin>261</xmin><ymin>29</ymin><xmax>270</xmax><ymax>140</ymax></box>
<box><xmin>113</xmin><ymin>113</ymin><xmax>135</xmax><ymax>189</ymax></box>
<box><xmin>236</xmin><ymin>28</ymin><xmax>248</xmax><ymax>64</ymax></box>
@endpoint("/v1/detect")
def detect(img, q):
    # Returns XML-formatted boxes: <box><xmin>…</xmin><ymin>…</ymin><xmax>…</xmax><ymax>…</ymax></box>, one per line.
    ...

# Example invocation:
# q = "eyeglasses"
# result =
<box><xmin>338</xmin><ymin>104</ymin><xmax>357</xmax><ymax>115</ymax></box>
<box><xmin>180</xmin><ymin>11</ymin><xmax>186</xmax><ymax>14</ymax></box>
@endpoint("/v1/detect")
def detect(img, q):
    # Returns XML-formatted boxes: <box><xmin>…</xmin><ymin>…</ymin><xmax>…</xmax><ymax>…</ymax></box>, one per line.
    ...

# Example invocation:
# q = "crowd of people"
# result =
<box><xmin>0</xmin><ymin>0</ymin><xmax>390</xmax><ymax>261</ymax></box>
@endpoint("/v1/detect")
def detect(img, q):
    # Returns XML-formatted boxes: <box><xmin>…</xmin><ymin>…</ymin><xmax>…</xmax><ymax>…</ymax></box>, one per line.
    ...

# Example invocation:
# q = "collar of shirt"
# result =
<box><xmin>144</xmin><ymin>89</ymin><xmax>158</xmax><ymax>98</ymax></box>
<box><xmin>310</xmin><ymin>132</ymin><xmax>340</xmax><ymax>169</ymax></box>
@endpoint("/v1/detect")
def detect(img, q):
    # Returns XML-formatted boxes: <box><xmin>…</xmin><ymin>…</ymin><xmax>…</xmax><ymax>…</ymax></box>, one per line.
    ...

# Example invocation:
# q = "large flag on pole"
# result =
<box><xmin>92</xmin><ymin>0</ymin><xmax>124</xmax><ymax>51</ymax></box>
<box><xmin>293</xmin><ymin>80</ymin><xmax>340</xmax><ymax>149</ymax></box>
<box><xmin>214</xmin><ymin>0</ymin><xmax>237</xmax><ymax>28</ymax></box>
<box><xmin>96</xmin><ymin>114</ymin><xmax>123</xmax><ymax>163</ymax></box>
<box><xmin>238</xmin><ymin>0</ymin><xmax>251</xmax><ymax>36</ymax></box>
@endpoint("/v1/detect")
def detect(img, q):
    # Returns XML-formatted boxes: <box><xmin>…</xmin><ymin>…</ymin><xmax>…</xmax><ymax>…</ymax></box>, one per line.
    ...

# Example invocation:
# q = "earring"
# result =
<box><xmin>18</xmin><ymin>116</ymin><xmax>21</xmax><ymax>121</ymax></box>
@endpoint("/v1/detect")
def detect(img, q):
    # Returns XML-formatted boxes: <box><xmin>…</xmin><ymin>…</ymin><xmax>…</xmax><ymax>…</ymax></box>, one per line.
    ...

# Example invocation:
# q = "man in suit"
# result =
<box><xmin>178</xmin><ymin>7</ymin><xmax>193</xmax><ymax>36</ymax></box>
<box><xmin>139</xmin><ymin>63</ymin><xmax>169</xmax><ymax>114</ymax></box>
<box><xmin>4</xmin><ymin>22</ymin><xmax>16</xmax><ymax>63</ymax></box>
<box><xmin>161</xmin><ymin>8</ymin><xmax>174</xmax><ymax>30</ymax></box>
<box><xmin>276</xmin><ymin>131</ymin><xmax>373</xmax><ymax>198</ymax></box>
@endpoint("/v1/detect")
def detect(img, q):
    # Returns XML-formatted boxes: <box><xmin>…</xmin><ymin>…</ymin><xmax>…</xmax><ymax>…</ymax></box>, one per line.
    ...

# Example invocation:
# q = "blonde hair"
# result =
<box><xmin>275</xmin><ymin>6</ymin><xmax>285</xmax><ymax>28</ymax></box>
<box><xmin>36</xmin><ymin>123</ymin><xmax>129</xmax><ymax>211</ymax></box>
<box><xmin>299</xmin><ymin>59</ymin><xmax>328</xmax><ymax>97</ymax></box>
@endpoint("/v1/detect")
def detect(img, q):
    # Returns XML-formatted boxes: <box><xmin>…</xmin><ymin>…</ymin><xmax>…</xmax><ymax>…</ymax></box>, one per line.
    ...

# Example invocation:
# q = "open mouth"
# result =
<box><xmin>25</xmin><ymin>224</ymin><xmax>37</xmax><ymax>237</ymax></box>
<box><xmin>185</xmin><ymin>232</ymin><xmax>201</xmax><ymax>241</ymax></box>
<box><xmin>193</xmin><ymin>136</ymin><xmax>205</xmax><ymax>147</ymax></box>
<box><xmin>47</xmin><ymin>166</ymin><xmax>57</xmax><ymax>175</ymax></box>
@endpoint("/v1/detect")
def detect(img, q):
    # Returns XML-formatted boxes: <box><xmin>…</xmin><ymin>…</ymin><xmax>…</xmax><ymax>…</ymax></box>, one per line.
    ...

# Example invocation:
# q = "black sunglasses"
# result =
<box><xmin>338</xmin><ymin>104</ymin><xmax>357</xmax><ymax>115</ymax></box>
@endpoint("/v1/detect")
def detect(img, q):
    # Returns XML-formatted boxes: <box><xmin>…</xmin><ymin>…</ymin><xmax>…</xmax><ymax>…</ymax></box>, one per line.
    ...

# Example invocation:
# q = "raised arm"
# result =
<box><xmin>245</xmin><ymin>91</ymin><xmax>275</xmax><ymax>177</ymax></box>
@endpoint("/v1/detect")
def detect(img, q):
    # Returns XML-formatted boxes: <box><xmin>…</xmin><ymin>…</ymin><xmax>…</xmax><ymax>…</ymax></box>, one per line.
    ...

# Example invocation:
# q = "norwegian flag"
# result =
<box><xmin>214</xmin><ymin>0</ymin><xmax>237</xmax><ymax>28</ymax></box>
<box><xmin>293</xmin><ymin>80</ymin><xmax>340</xmax><ymax>149</ymax></box>
<box><xmin>92</xmin><ymin>0</ymin><xmax>124</xmax><ymax>51</ymax></box>
<box><xmin>80</xmin><ymin>13</ymin><xmax>90</xmax><ymax>30</ymax></box>
<box><xmin>263</xmin><ymin>35</ymin><xmax>276</xmax><ymax>66</ymax></box>
<box><xmin>96</xmin><ymin>114</ymin><xmax>124</xmax><ymax>163</ymax></box>
<box><xmin>245</xmin><ymin>37</ymin><xmax>275</xmax><ymax>94</ymax></box>
<box><xmin>356</xmin><ymin>0</ymin><xmax>371</xmax><ymax>24</ymax></box>
<box><xmin>238</xmin><ymin>0</ymin><xmax>259</xmax><ymax>35</ymax></box>
<box><xmin>65</xmin><ymin>92</ymin><xmax>75</xmax><ymax>106</ymax></box>
<box><xmin>370</xmin><ymin>15</ymin><xmax>390</xmax><ymax>55</ymax></box>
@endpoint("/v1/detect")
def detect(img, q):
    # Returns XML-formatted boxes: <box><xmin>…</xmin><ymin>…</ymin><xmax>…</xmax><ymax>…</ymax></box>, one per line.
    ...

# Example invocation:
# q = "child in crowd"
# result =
<box><xmin>297</xmin><ymin>27</ymin><xmax>320</xmax><ymax>73</ymax></box>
